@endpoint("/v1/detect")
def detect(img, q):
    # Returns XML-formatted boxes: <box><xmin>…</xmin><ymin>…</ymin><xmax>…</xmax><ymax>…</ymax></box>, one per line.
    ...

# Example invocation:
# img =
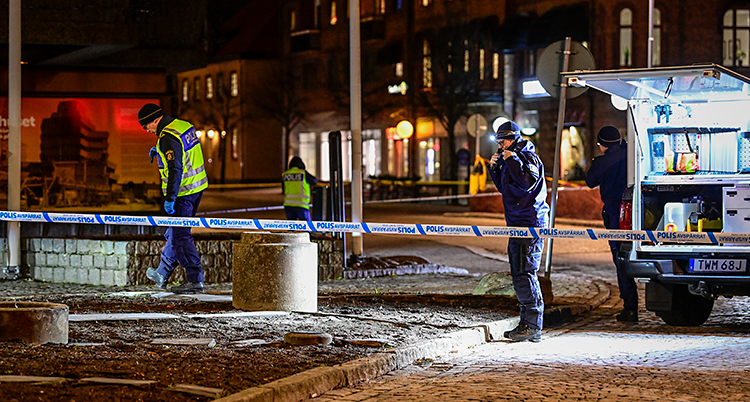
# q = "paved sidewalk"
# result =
<box><xmin>1</xmin><ymin>236</ymin><xmax>615</xmax><ymax>402</ymax></box>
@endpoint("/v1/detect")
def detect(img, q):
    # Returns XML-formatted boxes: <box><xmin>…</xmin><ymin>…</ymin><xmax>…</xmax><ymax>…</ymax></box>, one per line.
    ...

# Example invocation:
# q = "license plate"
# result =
<box><xmin>688</xmin><ymin>259</ymin><xmax>747</xmax><ymax>273</ymax></box>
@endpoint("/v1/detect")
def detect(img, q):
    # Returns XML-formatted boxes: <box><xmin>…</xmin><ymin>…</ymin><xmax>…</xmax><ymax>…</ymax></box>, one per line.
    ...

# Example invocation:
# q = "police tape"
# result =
<box><xmin>0</xmin><ymin>210</ymin><xmax>749</xmax><ymax>244</ymax></box>
<box><xmin>195</xmin><ymin>192</ymin><xmax>504</xmax><ymax>216</ymax></box>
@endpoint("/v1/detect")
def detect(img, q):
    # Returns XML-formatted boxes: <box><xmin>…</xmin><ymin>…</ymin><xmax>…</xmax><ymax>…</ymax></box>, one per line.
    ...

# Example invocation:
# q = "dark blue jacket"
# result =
<box><xmin>489</xmin><ymin>139</ymin><xmax>550</xmax><ymax>228</ymax></box>
<box><xmin>586</xmin><ymin>142</ymin><xmax>627</xmax><ymax>219</ymax></box>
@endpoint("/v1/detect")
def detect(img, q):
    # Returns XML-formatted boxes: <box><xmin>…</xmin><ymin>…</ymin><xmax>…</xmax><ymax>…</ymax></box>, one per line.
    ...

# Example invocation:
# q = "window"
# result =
<box><xmin>230</xmin><ymin>72</ymin><xmax>239</xmax><ymax>97</ymax></box>
<box><xmin>231</xmin><ymin>127</ymin><xmax>239</xmax><ymax>159</ymax></box>
<box><xmin>290</xmin><ymin>10</ymin><xmax>297</xmax><ymax>31</ymax></box>
<box><xmin>193</xmin><ymin>77</ymin><xmax>201</xmax><ymax>101</ymax></box>
<box><xmin>652</xmin><ymin>8</ymin><xmax>662</xmax><ymax>66</ymax></box>
<box><xmin>724</xmin><ymin>8</ymin><xmax>750</xmax><ymax>67</ymax></box>
<box><xmin>492</xmin><ymin>53</ymin><xmax>500</xmax><ymax>79</ymax></box>
<box><xmin>395</xmin><ymin>62</ymin><xmax>403</xmax><ymax>77</ymax></box>
<box><xmin>206</xmin><ymin>76</ymin><xmax>214</xmax><ymax>100</ymax></box>
<box><xmin>376</xmin><ymin>0</ymin><xmax>385</xmax><ymax>14</ymax></box>
<box><xmin>217</xmin><ymin>73</ymin><xmax>225</xmax><ymax>99</ymax></box>
<box><xmin>620</xmin><ymin>8</ymin><xmax>633</xmax><ymax>66</ymax></box>
<box><xmin>479</xmin><ymin>49</ymin><xmax>485</xmax><ymax>80</ymax></box>
<box><xmin>182</xmin><ymin>79</ymin><xmax>189</xmax><ymax>102</ymax></box>
<box><xmin>422</xmin><ymin>0</ymin><xmax>430</xmax><ymax>6</ymax></box>
<box><xmin>330</xmin><ymin>1</ymin><xmax>338</xmax><ymax>25</ymax></box>
<box><xmin>464</xmin><ymin>40</ymin><xmax>470</xmax><ymax>72</ymax></box>
<box><xmin>422</xmin><ymin>39</ymin><xmax>432</xmax><ymax>89</ymax></box>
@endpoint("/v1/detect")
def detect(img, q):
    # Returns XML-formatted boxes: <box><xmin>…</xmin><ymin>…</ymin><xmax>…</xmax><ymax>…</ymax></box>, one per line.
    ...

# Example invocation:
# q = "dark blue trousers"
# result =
<box><xmin>604</xmin><ymin>210</ymin><xmax>638</xmax><ymax>311</ymax></box>
<box><xmin>284</xmin><ymin>206</ymin><xmax>311</xmax><ymax>221</ymax></box>
<box><xmin>156</xmin><ymin>191</ymin><xmax>204</xmax><ymax>283</ymax></box>
<box><xmin>508</xmin><ymin>237</ymin><xmax>545</xmax><ymax>330</ymax></box>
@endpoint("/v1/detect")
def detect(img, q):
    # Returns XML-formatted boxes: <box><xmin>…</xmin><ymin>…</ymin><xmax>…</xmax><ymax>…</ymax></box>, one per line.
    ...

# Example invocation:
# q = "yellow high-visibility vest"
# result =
<box><xmin>282</xmin><ymin>167</ymin><xmax>311</xmax><ymax>209</ymax></box>
<box><xmin>156</xmin><ymin>119</ymin><xmax>208</xmax><ymax>197</ymax></box>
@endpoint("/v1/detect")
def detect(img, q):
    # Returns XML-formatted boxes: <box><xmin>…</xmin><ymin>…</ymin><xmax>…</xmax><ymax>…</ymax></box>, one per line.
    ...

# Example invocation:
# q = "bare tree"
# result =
<box><xmin>179</xmin><ymin>74</ymin><xmax>250</xmax><ymax>184</ymax></box>
<box><xmin>417</xmin><ymin>21</ymin><xmax>494</xmax><ymax>181</ymax></box>
<box><xmin>248</xmin><ymin>58</ymin><xmax>305</xmax><ymax>166</ymax></box>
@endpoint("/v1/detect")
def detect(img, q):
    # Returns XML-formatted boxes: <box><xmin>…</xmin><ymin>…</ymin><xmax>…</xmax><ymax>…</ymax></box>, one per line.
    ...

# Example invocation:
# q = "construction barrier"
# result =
<box><xmin>0</xmin><ymin>210</ymin><xmax>747</xmax><ymax>244</ymax></box>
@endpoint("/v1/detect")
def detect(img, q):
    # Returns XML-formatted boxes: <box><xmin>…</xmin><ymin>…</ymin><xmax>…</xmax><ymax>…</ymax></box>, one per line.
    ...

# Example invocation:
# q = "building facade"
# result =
<box><xmin>279</xmin><ymin>0</ymin><xmax>750</xmax><ymax>183</ymax></box>
<box><xmin>175</xmin><ymin>59</ymin><xmax>284</xmax><ymax>183</ymax></box>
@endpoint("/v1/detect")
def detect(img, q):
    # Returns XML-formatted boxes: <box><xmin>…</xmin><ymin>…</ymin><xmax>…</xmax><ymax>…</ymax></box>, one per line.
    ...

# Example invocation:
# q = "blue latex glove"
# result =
<box><xmin>149</xmin><ymin>146</ymin><xmax>158</xmax><ymax>163</ymax></box>
<box><xmin>164</xmin><ymin>200</ymin><xmax>175</xmax><ymax>215</ymax></box>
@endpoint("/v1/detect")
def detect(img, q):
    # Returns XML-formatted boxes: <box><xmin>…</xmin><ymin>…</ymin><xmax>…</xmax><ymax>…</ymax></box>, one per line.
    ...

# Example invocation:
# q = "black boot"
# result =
<box><xmin>146</xmin><ymin>268</ymin><xmax>167</xmax><ymax>289</ymax></box>
<box><xmin>616</xmin><ymin>309</ymin><xmax>638</xmax><ymax>322</ymax></box>
<box><xmin>504</xmin><ymin>323</ymin><xmax>542</xmax><ymax>343</ymax></box>
<box><xmin>170</xmin><ymin>282</ymin><xmax>205</xmax><ymax>294</ymax></box>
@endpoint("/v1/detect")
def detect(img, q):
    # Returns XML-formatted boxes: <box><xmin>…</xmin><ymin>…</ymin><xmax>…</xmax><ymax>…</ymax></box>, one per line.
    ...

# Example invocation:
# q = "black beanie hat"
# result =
<box><xmin>289</xmin><ymin>156</ymin><xmax>305</xmax><ymax>170</ymax></box>
<box><xmin>597</xmin><ymin>125</ymin><xmax>621</xmax><ymax>147</ymax></box>
<box><xmin>495</xmin><ymin>121</ymin><xmax>521</xmax><ymax>141</ymax></box>
<box><xmin>138</xmin><ymin>103</ymin><xmax>164</xmax><ymax>126</ymax></box>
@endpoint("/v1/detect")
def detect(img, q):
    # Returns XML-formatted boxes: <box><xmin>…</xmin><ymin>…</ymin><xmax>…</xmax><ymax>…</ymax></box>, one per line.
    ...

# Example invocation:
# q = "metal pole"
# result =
<box><xmin>543</xmin><ymin>37</ymin><xmax>572</xmax><ymax>277</ymax></box>
<box><xmin>349</xmin><ymin>0</ymin><xmax>363</xmax><ymax>256</ymax></box>
<box><xmin>6</xmin><ymin>0</ymin><xmax>21</xmax><ymax>279</ymax></box>
<box><xmin>647</xmin><ymin>0</ymin><xmax>654</xmax><ymax>68</ymax></box>
<box><xmin>474</xmin><ymin>116</ymin><xmax>480</xmax><ymax>159</ymax></box>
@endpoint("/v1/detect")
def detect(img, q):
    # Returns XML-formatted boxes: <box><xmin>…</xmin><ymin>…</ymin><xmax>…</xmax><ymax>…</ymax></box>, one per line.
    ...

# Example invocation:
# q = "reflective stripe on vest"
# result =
<box><xmin>157</xmin><ymin>119</ymin><xmax>209</xmax><ymax>197</ymax></box>
<box><xmin>282</xmin><ymin>167</ymin><xmax>311</xmax><ymax>209</ymax></box>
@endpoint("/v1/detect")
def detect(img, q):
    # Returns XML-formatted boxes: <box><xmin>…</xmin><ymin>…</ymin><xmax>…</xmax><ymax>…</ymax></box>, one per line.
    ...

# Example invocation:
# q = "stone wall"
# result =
<box><xmin>0</xmin><ymin>232</ymin><xmax>345</xmax><ymax>286</ymax></box>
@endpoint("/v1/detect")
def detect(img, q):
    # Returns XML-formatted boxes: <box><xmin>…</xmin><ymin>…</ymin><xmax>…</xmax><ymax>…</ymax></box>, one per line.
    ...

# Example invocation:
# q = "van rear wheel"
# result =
<box><xmin>655</xmin><ymin>284</ymin><xmax>714</xmax><ymax>326</ymax></box>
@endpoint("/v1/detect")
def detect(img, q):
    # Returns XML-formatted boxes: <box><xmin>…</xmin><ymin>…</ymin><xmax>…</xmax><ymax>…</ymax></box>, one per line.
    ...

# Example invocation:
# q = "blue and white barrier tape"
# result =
<box><xmin>195</xmin><ymin>192</ymin><xmax>503</xmax><ymax>216</ymax></box>
<box><xmin>0</xmin><ymin>210</ymin><xmax>748</xmax><ymax>244</ymax></box>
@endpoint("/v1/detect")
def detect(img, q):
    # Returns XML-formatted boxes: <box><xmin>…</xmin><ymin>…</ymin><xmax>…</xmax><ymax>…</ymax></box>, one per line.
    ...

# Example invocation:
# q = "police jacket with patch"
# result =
<box><xmin>156</xmin><ymin>115</ymin><xmax>184</xmax><ymax>202</ymax></box>
<box><xmin>488</xmin><ymin>139</ymin><xmax>550</xmax><ymax>228</ymax></box>
<box><xmin>586</xmin><ymin>142</ymin><xmax>627</xmax><ymax>218</ymax></box>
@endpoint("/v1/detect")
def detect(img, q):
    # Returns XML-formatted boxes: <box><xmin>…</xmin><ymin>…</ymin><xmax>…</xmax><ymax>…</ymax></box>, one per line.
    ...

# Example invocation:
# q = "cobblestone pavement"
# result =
<box><xmin>309</xmin><ymin>283</ymin><xmax>750</xmax><ymax>402</ymax></box>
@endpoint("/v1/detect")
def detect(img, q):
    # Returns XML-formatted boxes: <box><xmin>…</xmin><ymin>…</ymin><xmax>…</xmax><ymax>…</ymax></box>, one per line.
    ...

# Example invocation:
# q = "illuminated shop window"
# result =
<box><xmin>423</xmin><ymin>39</ymin><xmax>432</xmax><ymax>89</ymax></box>
<box><xmin>182</xmin><ymin>79</ymin><xmax>189</xmax><ymax>102</ymax></box>
<box><xmin>620</xmin><ymin>8</ymin><xmax>633</xmax><ymax>66</ymax></box>
<box><xmin>724</xmin><ymin>8</ymin><xmax>750</xmax><ymax>67</ymax></box>
<box><xmin>330</xmin><ymin>1</ymin><xmax>338</xmax><ymax>25</ymax></box>
<box><xmin>230</xmin><ymin>72</ymin><xmax>239</xmax><ymax>97</ymax></box>
<box><xmin>206</xmin><ymin>76</ymin><xmax>214</xmax><ymax>100</ymax></box>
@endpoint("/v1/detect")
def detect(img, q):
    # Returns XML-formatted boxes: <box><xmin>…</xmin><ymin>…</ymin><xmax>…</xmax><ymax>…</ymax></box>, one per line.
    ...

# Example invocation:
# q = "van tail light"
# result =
<box><xmin>619</xmin><ymin>199</ymin><xmax>632</xmax><ymax>230</ymax></box>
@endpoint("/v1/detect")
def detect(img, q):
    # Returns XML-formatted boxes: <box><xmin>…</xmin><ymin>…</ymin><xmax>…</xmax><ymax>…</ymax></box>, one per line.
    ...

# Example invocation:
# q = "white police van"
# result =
<box><xmin>564</xmin><ymin>64</ymin><xmax>750</xmax><ymax>326</ymax></box>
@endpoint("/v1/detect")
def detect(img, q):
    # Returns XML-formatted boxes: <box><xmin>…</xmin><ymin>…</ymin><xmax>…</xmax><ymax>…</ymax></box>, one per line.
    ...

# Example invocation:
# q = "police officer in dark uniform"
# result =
<box><xmin>489</xmin><ymin>121</ymin><xmax>550</xmax><ymax>342</ymax></box>
<box><xmin>138</xmin><ymin>103</ymin><xmax>209</xmax><ymax>294</ymax></box>
<box><xmin>586</xmin><ymin>125</ymin><xmax>638</xmax><ymax>322</ymax></box>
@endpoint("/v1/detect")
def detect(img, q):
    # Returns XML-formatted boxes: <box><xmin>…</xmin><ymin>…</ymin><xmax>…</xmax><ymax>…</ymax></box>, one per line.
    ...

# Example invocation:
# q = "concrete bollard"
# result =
<box><xmin>0</xmin><ymin>302</ymin><xmax>69</xmax><ymax>344</ymax></box>
<box><xmin>232</xmin><ymin>231</ymin><xmax>318</xmax><ymax>312</ymax></box>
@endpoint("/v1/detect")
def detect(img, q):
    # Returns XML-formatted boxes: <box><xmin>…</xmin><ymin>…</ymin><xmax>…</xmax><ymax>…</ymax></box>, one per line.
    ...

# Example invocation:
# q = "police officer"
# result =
<box><xmin>489</xmin><ymin>121</ymin><xmax>550</xmax><ymax>342</ymax></box>
<box><xmin>282</xmin><ymin>156</ymin><xmax>318</xmax><ymax>220</ymax></box>
<box><xmin>586</xmin><ymin>125</ymin><xmax>638</xmax><ymax>322</ymax></box>
<box><xmin>138</xmin><ymin>103</ymin><xmax>209</xmax><ymax>294</ymax></box>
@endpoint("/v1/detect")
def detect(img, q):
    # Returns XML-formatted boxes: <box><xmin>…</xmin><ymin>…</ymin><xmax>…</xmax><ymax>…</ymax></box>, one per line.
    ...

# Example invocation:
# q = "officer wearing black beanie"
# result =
<box><xmin>137</xmin><ymin>103</ymin><xmax>209</xmax><ymax>295</ymax></box>
<box><xmin>586</xmin><ymin>125</ymin><xmax>638</xmax><ymax>322</ymax></box>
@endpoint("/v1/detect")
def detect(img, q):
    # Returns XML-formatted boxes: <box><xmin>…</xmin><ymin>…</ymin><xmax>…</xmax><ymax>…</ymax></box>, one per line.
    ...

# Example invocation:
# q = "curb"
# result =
<box><xmin>215</xmin><ymin>281</ymin><xmax>611</xmax><ymax>402</ymax></box>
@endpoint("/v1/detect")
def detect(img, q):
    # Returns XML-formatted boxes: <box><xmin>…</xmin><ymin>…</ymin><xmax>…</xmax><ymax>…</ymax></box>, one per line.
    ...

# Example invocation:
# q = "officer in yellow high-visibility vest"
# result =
<box><xmin>282</xmin><ymin>156</ymin><xmax>318</xmax><ymax>220</ymax></box>
<box><xmin>137</xmin><ymin>103</ymin><xmax>209</xmax><ymax>294</ymax></box>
